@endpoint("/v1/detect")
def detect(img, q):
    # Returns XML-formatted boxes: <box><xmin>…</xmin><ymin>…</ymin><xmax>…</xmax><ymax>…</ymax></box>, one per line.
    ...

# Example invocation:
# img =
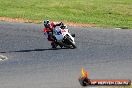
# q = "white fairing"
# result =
<box><xmin>54</xmin><ymin>28</ymin><xmax>75</xmax><ymax>44</ymax></box>
<box><xmin>55</xmin><ymin>34</ymin><xmax>63</xmax><ymax>41</ymax></box>
<box><xmin>54</xmin><ymin>28</ymin><xmax>63</xmax><ymax>41</ymax></box>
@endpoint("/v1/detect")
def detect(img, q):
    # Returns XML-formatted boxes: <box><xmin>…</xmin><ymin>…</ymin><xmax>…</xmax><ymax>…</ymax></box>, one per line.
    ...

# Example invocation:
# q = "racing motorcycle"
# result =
<box><xmin>52</xmin><ymin>25</ymin><xmax>76</xmax><ymax>49</ymax></box>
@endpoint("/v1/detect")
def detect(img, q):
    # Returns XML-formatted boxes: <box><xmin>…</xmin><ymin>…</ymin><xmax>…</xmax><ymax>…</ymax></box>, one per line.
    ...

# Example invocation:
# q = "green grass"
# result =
<box><xmin>0</xmin><ymin>0</ymin><xmax>132</xmax><ymax>28</ymax></box>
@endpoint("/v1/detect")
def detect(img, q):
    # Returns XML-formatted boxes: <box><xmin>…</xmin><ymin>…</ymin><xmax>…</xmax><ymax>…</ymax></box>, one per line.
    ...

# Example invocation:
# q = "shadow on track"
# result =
<box><xmin>0</xmin><ymin>48</ymin><xmax>70</xmax><ymax>53</ymax></box>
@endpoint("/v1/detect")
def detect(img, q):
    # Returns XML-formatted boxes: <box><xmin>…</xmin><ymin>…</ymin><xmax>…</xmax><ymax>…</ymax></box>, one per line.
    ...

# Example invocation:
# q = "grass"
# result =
<box><xmin>0</xmin><ymin>0</ymin><xmax>132</xmax><ymax>28</ymax></box>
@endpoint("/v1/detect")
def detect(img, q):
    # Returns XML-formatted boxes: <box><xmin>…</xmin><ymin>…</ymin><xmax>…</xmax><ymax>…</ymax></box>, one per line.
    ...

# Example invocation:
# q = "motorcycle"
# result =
<box><xmin>52</xmin><ymin>25</ymin><xmax>76</xmax><ymax>49</ymax></box>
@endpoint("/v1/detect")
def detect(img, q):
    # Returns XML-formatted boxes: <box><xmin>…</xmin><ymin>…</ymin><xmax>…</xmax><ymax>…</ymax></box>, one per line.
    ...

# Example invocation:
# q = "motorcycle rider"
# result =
<box><xmin>43</xmin><ymin>20</ymin><xmax>63</xmax><ymax>48</ymax></box>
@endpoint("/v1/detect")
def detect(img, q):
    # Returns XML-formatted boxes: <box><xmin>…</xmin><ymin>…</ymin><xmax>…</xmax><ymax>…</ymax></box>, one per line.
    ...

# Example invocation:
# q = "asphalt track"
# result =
<box><xmin>0</xmin><ymin>21</ymin><xmax>132</xmax><ymax>88</ymax></box>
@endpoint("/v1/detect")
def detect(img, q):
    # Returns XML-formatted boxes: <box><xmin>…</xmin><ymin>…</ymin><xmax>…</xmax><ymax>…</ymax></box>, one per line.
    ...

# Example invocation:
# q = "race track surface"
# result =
<box><xmin>0</xmin><ymin>22</ymin><xmax>132</xmax><ymax>88</ymax></box>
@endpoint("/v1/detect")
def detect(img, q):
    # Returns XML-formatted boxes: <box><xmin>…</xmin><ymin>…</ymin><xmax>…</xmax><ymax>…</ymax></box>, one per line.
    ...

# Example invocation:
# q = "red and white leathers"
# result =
<box><xmin>43</xmin><ymin>21</ymin><xmax>62</xmax><ymax>48</ymax></box>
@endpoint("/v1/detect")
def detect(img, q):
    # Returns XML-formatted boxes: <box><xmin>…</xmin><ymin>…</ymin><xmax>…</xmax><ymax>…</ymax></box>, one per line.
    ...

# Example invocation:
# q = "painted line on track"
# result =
<box><xmin>0</xmin><ymin>55</ymin><xmax>8</xmax><ymax>61</ymax></box>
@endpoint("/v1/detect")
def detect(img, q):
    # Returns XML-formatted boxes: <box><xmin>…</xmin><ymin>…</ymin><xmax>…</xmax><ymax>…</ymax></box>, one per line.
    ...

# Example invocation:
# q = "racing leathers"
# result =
<box><xmin>43</xmin><ymin>21</ymin><xmax>63</xmax><ymax>48</ymax></box>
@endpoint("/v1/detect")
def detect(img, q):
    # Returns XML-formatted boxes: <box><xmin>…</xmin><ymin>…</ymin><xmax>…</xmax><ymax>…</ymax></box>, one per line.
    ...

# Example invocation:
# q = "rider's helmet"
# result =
<box><xmin>44</xmin><ymin>20</ymin><xmax>50</xmax><ymax>28</ymax></box>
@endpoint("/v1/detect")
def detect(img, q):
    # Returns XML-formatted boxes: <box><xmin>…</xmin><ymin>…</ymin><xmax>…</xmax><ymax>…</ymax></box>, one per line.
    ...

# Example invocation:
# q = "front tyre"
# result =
<box><xmin>66</xmin><ymin>37</ymin><xmax>76</xmax><ymax>49</ymax></box>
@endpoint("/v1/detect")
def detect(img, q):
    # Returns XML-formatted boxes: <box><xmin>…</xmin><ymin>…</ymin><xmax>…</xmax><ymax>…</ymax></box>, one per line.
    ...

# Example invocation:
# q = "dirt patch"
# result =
<box><xmin>0</xmin><ymin>17</ymin><xmax>40</xmax><ymax>23</ymax></box>
<box><xmin>0</xmin><ymin>17</ymin><xmax>96</xmax><ymax>27</ymax></box>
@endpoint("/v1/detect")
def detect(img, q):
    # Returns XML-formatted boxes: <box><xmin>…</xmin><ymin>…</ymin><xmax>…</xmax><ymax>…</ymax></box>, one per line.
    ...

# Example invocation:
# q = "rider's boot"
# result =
<box><xmin>51</xmin><ymin>42</ymin><xmax>57</xmax><ymax>48</ymax></box>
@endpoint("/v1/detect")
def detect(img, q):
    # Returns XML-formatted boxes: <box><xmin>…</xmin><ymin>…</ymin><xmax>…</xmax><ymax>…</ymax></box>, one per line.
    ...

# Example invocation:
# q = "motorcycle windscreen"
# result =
<box><xmin>55</xmin><ymin>35</ymin><xmax>64</xmax><ymax>41</ymax></box>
